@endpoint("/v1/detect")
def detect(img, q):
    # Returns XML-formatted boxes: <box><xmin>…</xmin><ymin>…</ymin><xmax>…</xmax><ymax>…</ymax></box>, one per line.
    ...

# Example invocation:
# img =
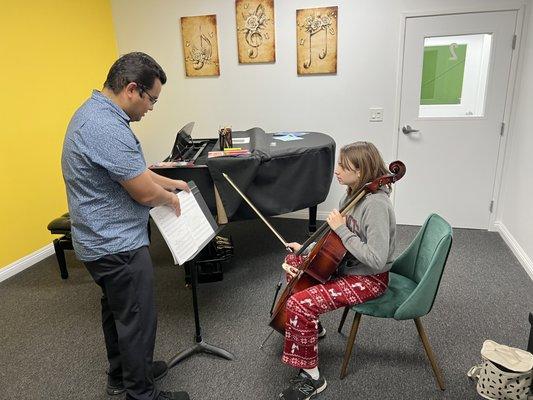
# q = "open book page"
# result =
<box><xmin>177</xmin><ymin>190</ymin><xmax>215</xmax><ymax>246</ymax></box>
<box><xmin>149</xmin><ymin>191</ymin><xmax>215</xmax><ymax>265</ymax></box>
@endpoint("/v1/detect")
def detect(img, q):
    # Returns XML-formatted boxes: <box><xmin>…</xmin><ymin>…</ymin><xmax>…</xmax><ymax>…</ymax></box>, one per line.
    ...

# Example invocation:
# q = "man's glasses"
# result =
<box><xmin>136</xmin><ymin>83</ymin><xmax>158</xmax><ymax>105</ymax></box>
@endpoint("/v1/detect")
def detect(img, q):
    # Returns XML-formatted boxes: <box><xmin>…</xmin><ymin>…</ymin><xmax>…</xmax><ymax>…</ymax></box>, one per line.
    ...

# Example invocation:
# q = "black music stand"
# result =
<box><xmin>167</xmin><ymin>186</ymin><xmax>234</xmax><ymax>368</ymax></box>
<box><xmin>168</xmin><ymin>231</ymin><xmax>234</xmax><ymax>367</ymax></box>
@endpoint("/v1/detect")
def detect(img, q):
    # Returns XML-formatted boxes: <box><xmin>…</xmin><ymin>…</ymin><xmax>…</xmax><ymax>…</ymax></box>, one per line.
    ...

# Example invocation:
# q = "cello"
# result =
<box><xmin>223</xmin><ymin>160</ymin><xmax>405</xmax><ymax>335</ymax></box>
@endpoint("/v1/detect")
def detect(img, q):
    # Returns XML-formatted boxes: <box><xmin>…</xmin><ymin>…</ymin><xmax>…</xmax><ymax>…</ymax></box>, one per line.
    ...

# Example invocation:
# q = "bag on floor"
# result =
<box><xmin>467</xmin><ymin>340</ymin><xmax>533</xmax><ymax>400</ymax></box>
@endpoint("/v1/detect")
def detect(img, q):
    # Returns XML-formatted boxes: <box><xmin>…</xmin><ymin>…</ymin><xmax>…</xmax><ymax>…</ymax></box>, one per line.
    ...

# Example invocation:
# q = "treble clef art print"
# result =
<box><xmin>296</xmin><ymin>6</ymin><xmax>338</xmax><ymax>75</ymax></box>
<box><xmin>236</xmin><ymin>0</ymin><xmax>276</xmax><ymax>63</ymax></box>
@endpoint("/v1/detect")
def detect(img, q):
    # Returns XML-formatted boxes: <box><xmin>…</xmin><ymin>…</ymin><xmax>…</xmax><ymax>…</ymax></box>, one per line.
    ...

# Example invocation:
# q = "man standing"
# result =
<box><xmin>62</xmin><ymin>52</ymin><xmax>190</xmax><ymax>400</ymax></box>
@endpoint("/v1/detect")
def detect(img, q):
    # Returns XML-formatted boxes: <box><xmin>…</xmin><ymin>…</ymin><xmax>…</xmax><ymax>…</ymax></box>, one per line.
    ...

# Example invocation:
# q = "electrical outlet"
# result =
<box><xmin>369</xmin><ymin>108</ymin><xmax>384</xmax><ymax>122</ymax></box>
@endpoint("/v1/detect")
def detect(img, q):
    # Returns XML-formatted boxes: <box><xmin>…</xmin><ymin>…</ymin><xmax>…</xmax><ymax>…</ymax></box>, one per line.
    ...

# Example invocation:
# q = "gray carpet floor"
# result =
<box><xmin>1</xmin><ymin>218</ymin><xmax>532</xmax><ymax>400</ymax></box>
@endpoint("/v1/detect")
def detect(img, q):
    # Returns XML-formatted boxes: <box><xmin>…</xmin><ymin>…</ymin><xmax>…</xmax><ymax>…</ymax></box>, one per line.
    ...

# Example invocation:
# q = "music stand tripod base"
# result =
<box><xmin>168</xmin><ymin>340</ymin><xmax>234</xmax><ymax>367</ymax></box>
<box><xmin>168</xmin><ymin>239</ymin><xmax>234</xmax><ymax>369</ymax></box>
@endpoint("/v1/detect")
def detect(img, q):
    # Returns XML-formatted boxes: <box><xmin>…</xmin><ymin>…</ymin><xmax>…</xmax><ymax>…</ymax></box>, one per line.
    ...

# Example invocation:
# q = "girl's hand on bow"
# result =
<box><xmin>286</xmin><ymin>242</ymin><xmax>302</xmax><ymax>252</ymax></box>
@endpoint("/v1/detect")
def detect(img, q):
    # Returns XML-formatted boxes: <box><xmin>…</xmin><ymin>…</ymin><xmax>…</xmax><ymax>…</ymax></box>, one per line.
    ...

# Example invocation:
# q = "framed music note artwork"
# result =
<box><xmin>236</xmin><ymin>0</ymin><xmax>276</xmax><ymax>63</ymax></box>
<box><xmin>180</xmin><ymin>15</ymin><xmax>220</xmax><ymax>77</ymax></box>
<box><xmin>296</xmin><ymin>6</ymin><xmax>338</xmax><ymax>75</ymax></box>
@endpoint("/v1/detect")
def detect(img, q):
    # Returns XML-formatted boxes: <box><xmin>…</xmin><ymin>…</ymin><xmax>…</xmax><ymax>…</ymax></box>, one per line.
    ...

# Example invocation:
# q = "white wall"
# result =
<box><xmin>110</xmin><ymin>0</ymin><xmax>532</xmax><ymax>277</ymax></box>
<box><xmin>110</xmin><ymin>0</ymin><xmax>526</xmax><ymax>214</ymax></box>
<box><xmin>497</xmin><ymin>1</ymin><xmax>533</xmax><ymax>279</ymax></box>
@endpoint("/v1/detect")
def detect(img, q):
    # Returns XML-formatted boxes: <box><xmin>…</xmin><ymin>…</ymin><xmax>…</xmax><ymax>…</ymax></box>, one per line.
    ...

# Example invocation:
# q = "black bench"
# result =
<box><xmin>47</xmin><ymin>213</ymin><xmax>72</xmax><ymax>279</ymax></box>
<box><xmin>47</xmin><ymin>214</ymin><xmax>155</xmax><ymax>280</ymax></box>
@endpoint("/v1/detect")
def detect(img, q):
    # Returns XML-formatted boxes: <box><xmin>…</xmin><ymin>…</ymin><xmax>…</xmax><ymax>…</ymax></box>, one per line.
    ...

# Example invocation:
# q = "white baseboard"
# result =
<box><xmin>0</xmin><ymin>244</ymin><xmax>55</xmax><ymax>283</ymax></box>
<box><xmin>494</xmin><ymin>221</ymin><xmax>533</xmax><ymax>281</ymax></box>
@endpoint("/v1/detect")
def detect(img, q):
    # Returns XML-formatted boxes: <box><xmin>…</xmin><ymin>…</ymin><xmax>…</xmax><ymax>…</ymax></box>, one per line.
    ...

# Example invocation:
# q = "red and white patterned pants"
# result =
<box><xmin>281</xmin><ymin>272</ymin><xmax>388</xmax><ymax>369</ymax></box>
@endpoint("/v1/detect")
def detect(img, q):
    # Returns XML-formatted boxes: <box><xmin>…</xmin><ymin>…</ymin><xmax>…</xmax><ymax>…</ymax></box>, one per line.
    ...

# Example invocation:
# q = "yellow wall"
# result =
<box><xmin>0</xmin><ymin>2</ymin><xmax>118</xmax><ymax>268</ymax></box>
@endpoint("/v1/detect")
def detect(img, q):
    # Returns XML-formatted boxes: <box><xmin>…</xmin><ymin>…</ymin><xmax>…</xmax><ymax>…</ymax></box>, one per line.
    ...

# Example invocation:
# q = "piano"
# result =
<box><xmin>150</xmin><ymin>123</ymin><xmax>336</xmax><ymax>232</ymax></box>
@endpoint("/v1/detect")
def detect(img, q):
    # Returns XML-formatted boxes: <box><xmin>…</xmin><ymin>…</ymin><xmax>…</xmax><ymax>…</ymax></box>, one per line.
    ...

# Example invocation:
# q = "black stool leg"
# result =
<box><xmin>308</xmin><ymin>205</ymin><xmax>317</xmax><ymax>234</ymax></box>
<box><xmin>53</xmin><ymin>238</ymin><xmax>69</xmax><ymax>279</ymax></box>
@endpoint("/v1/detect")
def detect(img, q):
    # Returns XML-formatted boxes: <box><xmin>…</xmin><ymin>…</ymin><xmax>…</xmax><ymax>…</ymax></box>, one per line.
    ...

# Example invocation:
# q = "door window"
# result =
<box><xmin>419</xmin><ymin>34</ymin><xmax>492</xmax><ymax>117</ymax></box>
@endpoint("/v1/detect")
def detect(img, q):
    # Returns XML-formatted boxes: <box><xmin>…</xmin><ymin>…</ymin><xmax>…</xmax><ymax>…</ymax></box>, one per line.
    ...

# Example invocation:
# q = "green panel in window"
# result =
<box><xmin>420</xmin><ymin>44</ymin><xmax>467</xmax><ymax>105</ymax></box>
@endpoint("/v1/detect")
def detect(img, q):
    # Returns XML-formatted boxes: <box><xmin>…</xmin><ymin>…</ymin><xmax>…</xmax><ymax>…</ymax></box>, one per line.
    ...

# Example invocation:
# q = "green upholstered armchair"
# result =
<box><xmin>337</xmin><ymin>213</ymin><xmax>453</xmax><ymax>390</ymax></box>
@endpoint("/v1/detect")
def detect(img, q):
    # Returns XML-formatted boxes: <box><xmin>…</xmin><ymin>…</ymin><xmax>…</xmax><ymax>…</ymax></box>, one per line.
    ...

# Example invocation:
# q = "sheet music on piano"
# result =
<box><xmin>149</xmin><ymin>182</ymin><xmax>217</xmax><ymax>265</ymax></box>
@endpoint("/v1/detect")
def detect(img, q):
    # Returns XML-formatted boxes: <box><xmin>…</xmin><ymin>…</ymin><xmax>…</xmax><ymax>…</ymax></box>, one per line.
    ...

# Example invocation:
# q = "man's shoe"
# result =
<box><xmin>106</xmin><ymin>360</ymin><xmax>169</xmax><ymax>395</ymax></box>
<box><xmin>317</xmin><ymin>322</ymin><xmax>326</xmax><ymax>339</ymax></box>
<box><xmin>106</xmin><ymin>380</ymin><xmax>126</xmax><ymax>396</ymax></box>
<box><xmin>279</xmin><ymin>370</ymin><xmax>327</xmax><ymax>399</ymax></box>
<box><xmin>155</xmin><ymin>390</ymin><xmax>190</xmax><ymax>400</ymax></box>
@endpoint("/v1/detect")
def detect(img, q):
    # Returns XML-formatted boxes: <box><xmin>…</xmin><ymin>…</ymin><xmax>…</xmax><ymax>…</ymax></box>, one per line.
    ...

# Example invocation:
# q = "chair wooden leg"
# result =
<box><xmin>414</xmin><ymin>317</ymin><xmax>445</xmax><ymax>390</ymax></box>
<box><xmin>338</xmin><ymin>306</ymin><xmax>350</xmax><ymax>333</ymax></box>
<box><xmin>340</xmin><ymin>312</ymin><xmax>362</xmax><ymax>379</ymax></box>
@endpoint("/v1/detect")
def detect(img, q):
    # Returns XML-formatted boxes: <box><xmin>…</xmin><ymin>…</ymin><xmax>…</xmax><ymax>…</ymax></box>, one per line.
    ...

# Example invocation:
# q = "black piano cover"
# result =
<box><xmin>206</xmin><ymin>128</ymin><xmax>335</xmax><ymax>220</ymax></box>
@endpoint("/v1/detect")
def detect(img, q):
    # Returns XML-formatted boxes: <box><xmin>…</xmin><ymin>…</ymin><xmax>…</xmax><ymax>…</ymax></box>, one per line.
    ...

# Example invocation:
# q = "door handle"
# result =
<box><xmin>402</xmin><ymin>125</ymin><xmax>419</xmax><ymax>134</ymax></box>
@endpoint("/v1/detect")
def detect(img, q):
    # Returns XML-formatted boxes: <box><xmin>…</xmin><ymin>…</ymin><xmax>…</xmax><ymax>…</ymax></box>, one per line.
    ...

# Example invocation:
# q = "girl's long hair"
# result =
<box><xmin>338</xmin><ymin>141</ymin><xmax>390</xmax><ymax>197</ymax></box>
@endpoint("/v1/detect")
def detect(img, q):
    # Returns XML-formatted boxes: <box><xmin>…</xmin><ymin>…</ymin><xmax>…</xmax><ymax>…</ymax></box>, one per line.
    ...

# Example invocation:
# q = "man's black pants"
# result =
<box><xmin>85</xmin><ymin>246</ymin><xmax>158</xmax><ymax>400</ymax></box>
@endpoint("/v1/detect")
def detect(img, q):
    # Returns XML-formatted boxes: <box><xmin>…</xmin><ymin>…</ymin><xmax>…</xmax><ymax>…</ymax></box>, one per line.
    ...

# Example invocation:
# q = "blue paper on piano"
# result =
<box><xmin>273</xmin><ymin>131</ymin><xmax>308</xmax><ymax>137</ymax></box>
<box><xmin>273</xmin><ymin>133</ymin><xmax>305</xmax><ymax>141</ymax></box>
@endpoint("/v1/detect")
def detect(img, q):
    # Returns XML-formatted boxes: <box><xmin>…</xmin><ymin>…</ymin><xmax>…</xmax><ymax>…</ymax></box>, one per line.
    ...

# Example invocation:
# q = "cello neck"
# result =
<box><xmin>296</xmin><ymin>188</ymin><xmax>367</xmax><ymax>256</ymax></box>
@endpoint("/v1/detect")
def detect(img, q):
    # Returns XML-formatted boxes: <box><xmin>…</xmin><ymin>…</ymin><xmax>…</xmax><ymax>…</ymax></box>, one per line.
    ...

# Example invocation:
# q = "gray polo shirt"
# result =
<box><xmin>61</xmin><ymin>90</ymin><xmax>150</xmax><ymax>261</ymax></box>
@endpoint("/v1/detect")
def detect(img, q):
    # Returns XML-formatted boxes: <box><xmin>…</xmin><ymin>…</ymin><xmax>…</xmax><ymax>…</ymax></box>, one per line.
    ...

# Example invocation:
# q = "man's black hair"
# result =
<box><xmin>104</xmin><ymin>52</ymin><xmax>167</xmax><ymax>94</ymax></box>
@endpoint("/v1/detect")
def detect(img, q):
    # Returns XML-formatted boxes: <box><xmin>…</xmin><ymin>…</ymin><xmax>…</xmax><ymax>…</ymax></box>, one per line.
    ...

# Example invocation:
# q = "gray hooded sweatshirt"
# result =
<box><xmin>333</xmin><ymin>187</ymin><xmax>396</xmax><ymax>276</ymax></box>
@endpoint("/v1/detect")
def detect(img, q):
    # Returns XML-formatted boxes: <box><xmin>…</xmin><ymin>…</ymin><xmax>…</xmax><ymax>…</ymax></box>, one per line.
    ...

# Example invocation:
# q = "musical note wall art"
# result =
<box><xmin>180</xmin><ymin>15</ymin><xmax>220</xmax><ymax>77</ymax></box>
<box><xmin>235</xmin><ymin>0</ymin><xmax>276</xmax><ymax>63</ymax></box>
<box><xmin>296</xmin><ymin>6</ymin><xmax>338</xmax><ymax>75</ymax></box>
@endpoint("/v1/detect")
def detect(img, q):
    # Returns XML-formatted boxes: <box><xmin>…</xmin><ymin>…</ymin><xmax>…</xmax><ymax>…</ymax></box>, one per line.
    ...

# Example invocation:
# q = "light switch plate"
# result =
<box><xmin>369</xmin><ymin>107</ymin><xmax>384</xmax><ymax>122</ymax></box>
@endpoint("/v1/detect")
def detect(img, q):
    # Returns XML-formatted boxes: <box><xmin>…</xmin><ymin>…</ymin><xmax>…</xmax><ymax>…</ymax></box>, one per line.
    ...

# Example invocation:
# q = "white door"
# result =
<box><xmin>395</xmin><ymin>11</ymin><xmax>518</xmax><ymax>229</ymax></box>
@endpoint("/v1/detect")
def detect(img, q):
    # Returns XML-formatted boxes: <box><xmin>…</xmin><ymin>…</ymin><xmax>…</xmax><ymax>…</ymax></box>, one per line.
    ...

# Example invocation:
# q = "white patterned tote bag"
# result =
<box><xmin>468</xmin><ymin>340</ymin><xmax>533</xmax><ymax>400</ymax></box>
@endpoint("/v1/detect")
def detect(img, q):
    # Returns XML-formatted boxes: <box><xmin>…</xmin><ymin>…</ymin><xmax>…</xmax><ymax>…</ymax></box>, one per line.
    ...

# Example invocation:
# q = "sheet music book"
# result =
<box><xmin>149</xmin><ymin>182</ymin><xmax>217</xmax><ymax>265</ymax></box>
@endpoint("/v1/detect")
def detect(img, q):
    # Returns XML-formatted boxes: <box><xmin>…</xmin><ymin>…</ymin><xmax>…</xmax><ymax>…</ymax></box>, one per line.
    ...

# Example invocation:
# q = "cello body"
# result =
<box><xmin>269</xmin><ymin>230</ymin><xmax>346</xmax><ymax>334</ymax></box>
